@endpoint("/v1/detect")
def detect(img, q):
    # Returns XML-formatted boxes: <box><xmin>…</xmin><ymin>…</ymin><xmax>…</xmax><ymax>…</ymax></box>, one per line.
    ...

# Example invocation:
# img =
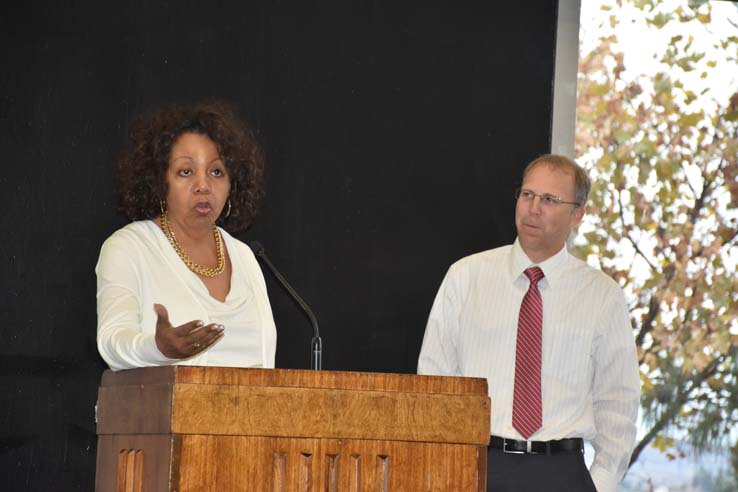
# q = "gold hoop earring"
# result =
<box><xmin>225</xmin><ymin>199</ymin><xmax>232</xmax><ymax>218</ymax></box>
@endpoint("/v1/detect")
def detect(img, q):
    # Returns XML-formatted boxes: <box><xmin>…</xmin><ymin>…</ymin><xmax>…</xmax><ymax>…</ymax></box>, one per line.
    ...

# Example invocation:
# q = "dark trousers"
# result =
<box><xmin>486</xmin><ymin>447</ymin><xmax>598</xmax><ymax>492</ymax></box>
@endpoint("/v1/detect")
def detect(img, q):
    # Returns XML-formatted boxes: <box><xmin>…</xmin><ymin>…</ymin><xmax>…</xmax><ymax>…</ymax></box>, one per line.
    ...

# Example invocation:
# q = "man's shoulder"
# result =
<box><xmin>564</xmin><ymin>251</ymin><xmax>623</xmax><ymax>292</ymax></box>
<box><xmin>449</xmin><ymin>244</ymin><xmax>512</xmax><ymax>273</ymax></box>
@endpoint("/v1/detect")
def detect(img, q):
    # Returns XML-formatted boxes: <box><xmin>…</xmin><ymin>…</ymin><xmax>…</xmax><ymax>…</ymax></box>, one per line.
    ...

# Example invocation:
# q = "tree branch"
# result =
<box><xmin>617</xmin><ymin>190</ymin><xmax>659</xmax><ymax>272</ymax></box>
<box><xmin>636</xmin><ymin>295</ymin><xmax>661</xmax><ymax>350</ymax></box>
<box><xmin>689</xmin><ymin>157</ymin><xmax>724</xmax><ymax>225</ymax></box>
<box><xmin>679</xmin><ymin>160</ymin><xmax>698</xmax><ymax>199</ymax></box>
<box><xmin>630</xmin><ymin>355</ymin><xmax>724</xmax><ymax>467</ymax></box>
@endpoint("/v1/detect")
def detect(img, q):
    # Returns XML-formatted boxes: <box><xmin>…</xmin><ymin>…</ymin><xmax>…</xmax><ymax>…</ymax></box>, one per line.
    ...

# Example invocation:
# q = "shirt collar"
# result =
<box><xmin>510</xmin><ymin>238</ymin><xmax>569</xmax><ymax>288</ymax></box>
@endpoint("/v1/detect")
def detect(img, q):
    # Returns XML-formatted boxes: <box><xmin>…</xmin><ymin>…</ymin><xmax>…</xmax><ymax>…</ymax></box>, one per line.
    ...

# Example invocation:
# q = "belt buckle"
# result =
<box><xmin>502</xmin><ymin>439</ymin><xmax>526</xmax><ymax>454</ymax></box>
<box><xmin>527</xmin><ymin>440</ymin><xmax>545</xmax><ymax>455</ymax></box>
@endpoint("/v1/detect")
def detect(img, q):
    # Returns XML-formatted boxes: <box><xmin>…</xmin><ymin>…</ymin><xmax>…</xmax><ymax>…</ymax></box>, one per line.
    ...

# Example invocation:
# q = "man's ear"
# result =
<box><xmin>572</xmin><ymin>205</ymin><xmax>586</xmax><ymax>226</ymax></box>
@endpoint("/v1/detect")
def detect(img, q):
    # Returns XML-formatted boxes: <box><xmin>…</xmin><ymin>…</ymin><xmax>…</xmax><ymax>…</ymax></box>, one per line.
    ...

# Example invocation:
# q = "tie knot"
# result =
<box><xmin>524</xmin><ymin>267</ymin><xmax>544</xmax><ymax>285</ymax></box>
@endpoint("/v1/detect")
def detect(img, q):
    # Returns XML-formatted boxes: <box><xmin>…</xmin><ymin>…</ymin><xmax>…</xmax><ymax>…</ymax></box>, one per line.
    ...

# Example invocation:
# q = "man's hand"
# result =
<box><xmin>153</xmin><ymin>303</ymin><xmax>225</xmax><ymax>359</ymax></box>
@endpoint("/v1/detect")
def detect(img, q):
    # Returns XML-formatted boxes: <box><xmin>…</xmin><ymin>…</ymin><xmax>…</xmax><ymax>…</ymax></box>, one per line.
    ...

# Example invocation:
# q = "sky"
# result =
<box><xmin>580</xmin><ymin>0</ymin><xmax>738</xmax><ymax>113</ymax></box>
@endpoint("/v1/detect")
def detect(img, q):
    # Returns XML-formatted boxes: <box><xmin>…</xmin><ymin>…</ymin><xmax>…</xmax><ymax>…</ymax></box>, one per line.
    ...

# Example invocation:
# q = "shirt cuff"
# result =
<box><xmin>589</xmin><ymin>465</ymin><xmax>617</xmax><ymax>492</ymax></box>
<box><xmin>139</xmin><ymin>333</ymin><xmax>178</xmax><ymax>366</ymax></box>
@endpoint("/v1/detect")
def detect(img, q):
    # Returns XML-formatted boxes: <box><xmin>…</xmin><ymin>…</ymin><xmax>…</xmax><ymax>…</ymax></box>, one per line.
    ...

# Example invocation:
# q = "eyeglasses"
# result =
<box><xmin>515</xmin><ymin>188</ymin><xmax>580</xmax><ymax>207</ymax></box>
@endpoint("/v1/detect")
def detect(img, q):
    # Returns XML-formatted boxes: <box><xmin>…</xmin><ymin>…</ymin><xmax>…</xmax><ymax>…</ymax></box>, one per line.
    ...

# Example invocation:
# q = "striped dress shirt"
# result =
<box><xmin>418</xmin><ymin>239</ymin><xmax>640</xmax><ymax>492</ymax></box>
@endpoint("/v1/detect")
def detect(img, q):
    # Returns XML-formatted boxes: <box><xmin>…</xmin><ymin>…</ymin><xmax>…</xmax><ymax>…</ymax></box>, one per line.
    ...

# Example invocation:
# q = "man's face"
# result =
<box><xmin>515</xmin><ymin>163</ymin><xmax>584</xmax><ymax>263</ymax></box>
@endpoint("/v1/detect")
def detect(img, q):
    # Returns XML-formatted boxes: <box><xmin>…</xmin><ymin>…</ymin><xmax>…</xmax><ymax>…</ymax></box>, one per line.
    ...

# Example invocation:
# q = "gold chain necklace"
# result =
<box><xmin>160</xmin><ymin>211</ymin><xmax>225</xmax><ymax>277</ymax></box>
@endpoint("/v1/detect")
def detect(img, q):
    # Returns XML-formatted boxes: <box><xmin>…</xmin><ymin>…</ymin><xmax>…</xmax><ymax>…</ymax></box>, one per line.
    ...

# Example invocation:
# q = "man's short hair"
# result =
<box><xmin>523</xmin><ymin>154</ymin><xmax>591</xmax><ymax>206</ymax></box>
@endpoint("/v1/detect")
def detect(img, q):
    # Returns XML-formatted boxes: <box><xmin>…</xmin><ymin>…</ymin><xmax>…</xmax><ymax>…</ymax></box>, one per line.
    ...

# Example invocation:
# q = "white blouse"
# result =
<box><xmin>96</xmin><ymin>220</ymin><xmax>277</xmax><ymax>371</ymax></box>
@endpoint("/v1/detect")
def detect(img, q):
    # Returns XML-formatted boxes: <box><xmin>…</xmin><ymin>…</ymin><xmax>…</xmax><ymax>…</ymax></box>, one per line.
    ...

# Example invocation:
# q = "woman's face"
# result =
<box><xmin>164</xmin><ymin>132</ymin><xmax>230</xmax><ymax>228</ymax></box>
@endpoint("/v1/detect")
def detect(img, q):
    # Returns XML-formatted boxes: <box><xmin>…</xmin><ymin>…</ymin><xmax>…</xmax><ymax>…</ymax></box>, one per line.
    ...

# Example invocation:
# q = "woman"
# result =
<box><xmin>96</xmin><ymin>102</ymin><xmax>276</xmax><ymax>371</ymax></box>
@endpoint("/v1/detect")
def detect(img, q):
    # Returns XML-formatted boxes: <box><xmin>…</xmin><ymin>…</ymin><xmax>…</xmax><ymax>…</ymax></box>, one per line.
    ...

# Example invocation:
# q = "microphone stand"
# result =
<box><xmin>250</xmin><ymin>242</ymin><xmax>322</xmax><ymax>370</ymax></box>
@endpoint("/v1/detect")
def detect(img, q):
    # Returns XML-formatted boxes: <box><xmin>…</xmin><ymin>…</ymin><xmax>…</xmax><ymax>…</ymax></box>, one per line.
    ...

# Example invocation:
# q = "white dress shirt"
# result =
<box><xmin>418</xmin><ymin>239</ymin><xmax>639</xmax><ymax>492</ymax></box>
<box><xmin>96</xmin><ymin>220</ymin><xmax>277</xmax><ymax>371</ymax></box>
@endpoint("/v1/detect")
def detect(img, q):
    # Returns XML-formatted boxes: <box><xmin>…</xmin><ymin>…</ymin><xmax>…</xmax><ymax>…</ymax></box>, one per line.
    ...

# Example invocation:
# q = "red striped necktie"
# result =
<box><xmin>512</xmin><ymin>266</ymin><xmax>545</xmax><ymax>439</ymax></box>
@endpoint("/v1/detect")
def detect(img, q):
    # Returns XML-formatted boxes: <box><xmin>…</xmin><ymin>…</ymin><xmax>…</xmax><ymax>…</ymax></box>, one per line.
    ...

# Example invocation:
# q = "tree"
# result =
<box><xmin>574</xmin><ymin>0</ymin><xmax>738</xmax><ymax>478</ymax></box>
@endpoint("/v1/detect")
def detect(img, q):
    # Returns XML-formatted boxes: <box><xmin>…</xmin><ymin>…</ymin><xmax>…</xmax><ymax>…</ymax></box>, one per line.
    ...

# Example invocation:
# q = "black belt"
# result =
<box><xmin>489</xmin><ymin>436</ymin><xmax>584</xmax><ymax>455</ymax></box>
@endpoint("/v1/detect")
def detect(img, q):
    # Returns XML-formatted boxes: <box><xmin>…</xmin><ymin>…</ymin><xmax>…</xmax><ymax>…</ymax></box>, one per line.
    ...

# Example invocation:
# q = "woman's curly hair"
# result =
<box><xmin>116</xmin><ymin>101</ymin><xmax>264</xmax><ymax>232</ymax></box>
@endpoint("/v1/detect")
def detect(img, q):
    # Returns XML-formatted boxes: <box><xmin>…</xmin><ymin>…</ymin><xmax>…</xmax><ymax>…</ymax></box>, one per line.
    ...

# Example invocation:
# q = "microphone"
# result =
<box><xmin>250</xmin><ymin>241</ymin><xmax>322</xmax><ymax>370</ymax></box>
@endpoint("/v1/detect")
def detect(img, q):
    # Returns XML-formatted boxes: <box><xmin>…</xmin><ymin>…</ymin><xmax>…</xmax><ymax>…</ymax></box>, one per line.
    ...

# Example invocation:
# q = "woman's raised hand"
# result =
<box><xmin>153</xmin><ymin>303</ymin><xmax>225</xmax><ymax>359</ymax></box>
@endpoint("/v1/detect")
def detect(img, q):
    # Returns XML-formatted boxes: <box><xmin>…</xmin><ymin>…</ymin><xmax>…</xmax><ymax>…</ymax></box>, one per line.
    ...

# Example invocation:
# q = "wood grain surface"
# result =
<box><xmin>95</xmin><ymin>367</ymin><xmax>490</xmax><ymax>491</ymax></box>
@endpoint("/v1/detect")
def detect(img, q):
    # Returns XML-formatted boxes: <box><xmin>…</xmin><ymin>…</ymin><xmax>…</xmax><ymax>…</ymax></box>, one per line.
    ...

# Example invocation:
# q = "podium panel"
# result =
<box><xmin>95</xmin><ymin>366</ymin><xmax>490</xmax><ymax>491</ymax></box>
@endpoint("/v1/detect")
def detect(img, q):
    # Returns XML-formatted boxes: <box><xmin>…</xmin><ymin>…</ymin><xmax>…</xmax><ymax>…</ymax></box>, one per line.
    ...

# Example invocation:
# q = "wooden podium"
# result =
<box><xmin>95</xmin><ymin>366</ymin><xmax>490</xmax><ymax>491</ymax></box>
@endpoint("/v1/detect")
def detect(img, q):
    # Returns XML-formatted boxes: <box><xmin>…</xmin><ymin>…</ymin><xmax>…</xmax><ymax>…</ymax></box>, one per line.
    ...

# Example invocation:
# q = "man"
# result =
<box><xmin>418</xmin><ymin>154</ymin><xmax>639</xmax><ymax>492</ymax></box>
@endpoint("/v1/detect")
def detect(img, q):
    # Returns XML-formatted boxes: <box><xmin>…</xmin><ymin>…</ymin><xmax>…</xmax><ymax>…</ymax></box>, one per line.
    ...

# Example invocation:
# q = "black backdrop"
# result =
<box><xmin>0</xmin><ymin>1</ymin><xmax>559</xmax><ymax>489</ymax></box>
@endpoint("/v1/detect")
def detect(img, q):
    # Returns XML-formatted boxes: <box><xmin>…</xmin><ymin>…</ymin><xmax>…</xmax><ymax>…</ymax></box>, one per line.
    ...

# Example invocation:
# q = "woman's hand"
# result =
<box><xmin>153</xmin><ymin>303</ymin><xmax>225</xmax><ymax>359</ymax></box>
